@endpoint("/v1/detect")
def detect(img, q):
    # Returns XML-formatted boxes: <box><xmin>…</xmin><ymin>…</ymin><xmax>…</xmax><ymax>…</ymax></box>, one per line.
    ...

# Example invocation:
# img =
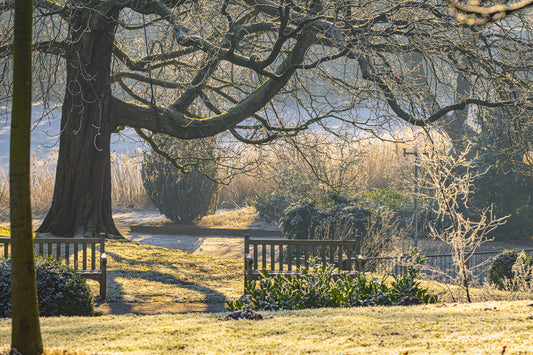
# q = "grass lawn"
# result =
<box><xmin>0</xmin><ymin>301</ymin><xmax>532</xmax><ymax>354</ymax></box>
<box><xmin>91</xmin><ymin>239</ymin><xmax>243</xmax><ymax>304</ymax></box>
<box><xmin>1</xmin><ymin>233</ymin><xmax>532</xmax><ymax>353</ymax></box>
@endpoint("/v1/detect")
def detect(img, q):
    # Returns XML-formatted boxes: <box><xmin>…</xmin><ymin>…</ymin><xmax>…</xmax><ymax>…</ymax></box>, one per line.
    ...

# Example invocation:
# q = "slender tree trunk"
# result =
<box><xmin>37</xmin><ymin>6</ymin><xmax>120</xmax><ymax>237</ymax></box>
<box><xmin>10</xmin><ymin>0</ymin><xmax>43</xmax><ymax>354</ymax></box>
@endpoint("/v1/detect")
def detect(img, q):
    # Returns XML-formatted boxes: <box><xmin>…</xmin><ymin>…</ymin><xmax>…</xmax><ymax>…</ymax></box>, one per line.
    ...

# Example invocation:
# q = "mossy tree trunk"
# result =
<box><xmin>36</xmin><ymin>6</ymin><xmax>120</xmax><ymax>237</ymax></box>
<box><xmin>10</xmin><ymin>0</ymin><xmax>43</xmax><ymax>354</ymax></box>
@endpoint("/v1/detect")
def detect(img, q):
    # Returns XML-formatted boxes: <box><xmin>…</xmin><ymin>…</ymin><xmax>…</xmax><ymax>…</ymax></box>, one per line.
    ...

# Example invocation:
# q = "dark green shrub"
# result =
<box><xmin>470</xmin><ymin>108</ymin><xmax>533</xmax><ymax>241</ymax></box>
<box><xmin>279</xmin><ymin>202</ymin><xmax>320</xmax><ymax>239</ymax></box>
<box><xmin>252</xmin><ymin>192</ymin><xmax>294</xmax><ymax>224</ymax></box>
<box><xmin>317</xmin><ymin>204</ymin><xmax>373</xmax><ymax>240</ymax></box>
<box><xmin>142</xmin><ymin>135</ymin><xmax>218</xmax><ymax>223</ymax></box>
<box><xmin>0</xmin><ymin>257</ymin><xmax>94</xmax><ymax>317</ymax></box>
<box><xmin>488</xmin><ymin>250</ymin><xmax>519</xmax><ymax>290</ymax></box>
<box><xmin>280</xmin><ymin>200</ymin><xmax>372</xmax><ymax>241</ymax></box>
<box><xmin>227</xmin><ymin>256</ymin><xmax>437</xmax><ymax>311</ymax></box>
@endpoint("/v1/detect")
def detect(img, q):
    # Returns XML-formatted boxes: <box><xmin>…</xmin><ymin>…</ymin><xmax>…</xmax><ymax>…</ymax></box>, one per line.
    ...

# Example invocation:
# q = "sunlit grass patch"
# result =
<box><xmin>197</xmin><ymin>206</ymin><xmax>260</xmax><ymax>229</ymax></box>
<box><xmin>102</xmin><ymin>240</ymin><xmax>242</xmax><ymax>303</ymax></box>
<box><xmin>1</xmin><ymin>301</ymin><xmax>532</xmax><ymax>354</ymax></box>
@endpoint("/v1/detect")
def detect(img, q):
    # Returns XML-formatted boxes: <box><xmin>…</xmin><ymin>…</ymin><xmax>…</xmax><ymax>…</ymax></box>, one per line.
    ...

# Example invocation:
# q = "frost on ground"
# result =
<box><xmin>115</xmin><ymin>209</ymin><xmax>246</xmax><ymax>260</ymax></box>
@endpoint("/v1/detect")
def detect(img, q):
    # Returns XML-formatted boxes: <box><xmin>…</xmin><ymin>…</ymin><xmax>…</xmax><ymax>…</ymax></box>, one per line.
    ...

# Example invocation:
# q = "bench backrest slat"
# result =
<box><xmin>91</xmin><ymin>244</ymin><xmax>96</xmax><ymax>269</ymax></box>
<box><xmin>245</xmin><ymin>237</ymin><xmax>361</xmax><ymax>273</ymax></box>
<box><xmin>279</xmin><ymin>244</ymin><xmax>283</xmax><ymax>271</ymax></box>
<box><xmin>0</xmin><ymin>237</ymin><xmax>102</xmax><ymax>272</ymax></box>
<box><xmin>261</xmin><ymin>244</ymin><xmax>267</xmax><ymax>270</ymax></box>
<box><xmin>270</xmin><ymin>244</ymin><xmax>275</xmax><ymax>271</ymax></box>
<box><xmin>73</xmin><ymin>243</ymin><xmax>78</xmax><ymax>270</ymax></box>
<box><xmin>83</xmin><ymin>243</ymin><xmax>87</xmax><ymax>270</ymax></box>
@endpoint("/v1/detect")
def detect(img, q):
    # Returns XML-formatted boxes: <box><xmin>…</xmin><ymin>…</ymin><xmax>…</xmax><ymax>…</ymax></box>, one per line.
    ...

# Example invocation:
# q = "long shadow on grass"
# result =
<box><xmin>103</xmin><ymin>250</ymin><xmax>229</xmax><ymax>312</ymax></box>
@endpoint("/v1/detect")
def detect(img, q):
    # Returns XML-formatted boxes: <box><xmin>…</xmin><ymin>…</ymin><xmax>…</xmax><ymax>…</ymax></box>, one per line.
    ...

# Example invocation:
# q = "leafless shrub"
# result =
<box><xmin>421</xmin><ymin>144</ymin><xmax>509</xmax><ymax>302</ymax></box>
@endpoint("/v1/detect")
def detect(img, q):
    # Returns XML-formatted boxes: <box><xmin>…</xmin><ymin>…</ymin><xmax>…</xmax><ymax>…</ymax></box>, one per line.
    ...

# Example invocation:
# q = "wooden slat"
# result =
<box><xmin>73</xmin><ymin>243</ymin><xmax>78</xmax><ymax>271</ymax></box>
<box><xmin>83</xmin><ymin>243</ymin><xmax>87</xmax><ymax>270</ymax></box>
<box><xmin>270</xmin><ymin>244</ymin><xmax>275</xmax><ymax>271</ymax></box>
<box><xmin>91</xmin><ymin>244</ymin><xmax>96</xmax><ymax>269</ymax></box>
<box><xmin>247</xmin><ymin>238</ymin><xmax>361</xmax><ymax>247</ymax></box>
<box><xmin>287</xmin><ymin>244</ymin><xmax>292</xmax><ymax>271</ymax></box>
<box><xmin>65</xmin><ymin>243</ymin><xmax>70</xmax><ymax>265</ymax></box>
<box><xmin>278</xmin><ymin>244</ymin><xmax>283</xmax><ymax>271</ymax></box>
<box><xmin>253</xmin><ymin>243</ymin><xmax>258</xmax><ymax>271</ymax></box>
<box><xmin>261</xmin><ymin>244</ymin><xmax>266</xmax><ymax>270</ymax></box>
<box><xmin>295</xmin><ymin>245</ymin><xmax>301</xmax><ymax>269</ymax></box>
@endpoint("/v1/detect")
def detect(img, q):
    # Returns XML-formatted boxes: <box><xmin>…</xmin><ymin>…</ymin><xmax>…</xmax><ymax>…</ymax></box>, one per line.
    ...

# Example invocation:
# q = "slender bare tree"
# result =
<box><xmin>421</xmin><ymin>145</ymin><xmax>508</xmax><ymax>302</ymax></box>
<box><xmin>9</xmin><ymin>0</ymin><xmax>43</xmax><ymax>353</ymax></box>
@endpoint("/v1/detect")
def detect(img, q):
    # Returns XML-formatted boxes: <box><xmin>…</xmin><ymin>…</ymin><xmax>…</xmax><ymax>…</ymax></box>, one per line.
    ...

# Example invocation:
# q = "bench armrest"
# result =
<box><xmin>244</xmin><ymin>253</ymin><xmax>253</xmax><ymax>271</ymax></box>
<box><xmin>100</xmin><ymin>253</ymin><xmax>107</xmax><ymax>270</ymax></box>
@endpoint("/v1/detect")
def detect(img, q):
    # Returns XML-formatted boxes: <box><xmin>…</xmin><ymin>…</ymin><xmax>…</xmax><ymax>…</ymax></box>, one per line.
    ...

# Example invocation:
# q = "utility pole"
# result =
<box><xmin>404</xmin><ymin>148</ymin><xmax>419</xmax><ymax>249</ymax></box>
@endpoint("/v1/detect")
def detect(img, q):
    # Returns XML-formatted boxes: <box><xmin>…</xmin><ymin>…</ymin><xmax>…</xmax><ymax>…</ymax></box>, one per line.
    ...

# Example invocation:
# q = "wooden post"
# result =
<box><xmin>100</xmin><ymin>233</ymin><xmax>107</xmax><ymax>300</ymax></box>
<box><xmin>244</xmin><ymin>235</ymin><xmax>250</xmax><ymax>293</ymax></box>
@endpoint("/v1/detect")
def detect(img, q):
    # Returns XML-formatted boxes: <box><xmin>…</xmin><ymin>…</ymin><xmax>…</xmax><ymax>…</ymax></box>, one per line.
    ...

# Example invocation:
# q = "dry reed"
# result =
<box><xmin>0</xmin><ymin>149</ymin><xmax>151</xmax><ymax>221</ymax></box>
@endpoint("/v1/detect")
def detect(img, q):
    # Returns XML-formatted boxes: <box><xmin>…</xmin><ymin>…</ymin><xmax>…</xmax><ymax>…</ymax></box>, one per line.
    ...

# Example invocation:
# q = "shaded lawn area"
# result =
<box><xmin>98</xmin><ymin>240</ymin><xmax>243</xmax><ymax>304</ymax></box>
<box><xmin>0</xmin><ymin>301</ymin><xmax>532</xmax><ymax>354</ymax></box>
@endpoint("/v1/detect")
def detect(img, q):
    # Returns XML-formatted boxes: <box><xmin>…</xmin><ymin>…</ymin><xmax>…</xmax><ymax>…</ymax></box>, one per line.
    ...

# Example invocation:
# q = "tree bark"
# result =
<box><xmin>37</xmin><ymin>6</ymin><xmax>120</xmax><ymax>237</ymax></box>
<box><xmin>10</xmin><ymin>0</ymin><xmax>43</xmax><ymax>353</ymax></box>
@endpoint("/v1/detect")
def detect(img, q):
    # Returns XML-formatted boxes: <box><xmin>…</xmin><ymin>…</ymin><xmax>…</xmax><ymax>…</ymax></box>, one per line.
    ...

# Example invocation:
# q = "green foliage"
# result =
<box><xmin>488</xmin><ymin>250</ymin><xmax>519</xmax><ymax>290</ymax></box>
<box><xmin>227</xmin><ymin>257</ymin><xmax>437</xmax><ymax>311</ymax></box>
<box><xmin>142</xmin><ymin>135</ymin><xmax>218</xmax><ymax>223</ymax></box>
<box><xmin>359</xmin><ymin>188</ymin><xmax>439</xmax><ymax>234</ymax></box>
<box><xmin>279</xmin><ymin>197</ymin><xmax>396</xmax><ymax>257</ymax></box>
<box><xmin>360</xmin><ymin>189</ymin><xmax>413</xmax><ymax>215</ymax></box>
<box><xmin>0</xmin><ymin>257</ymin><xmax>94</xmax><ymax>317</ymax></box>
<box><xmin>471</xmin><ymin>109</ymin><xmax>533</xmax><ymax>240</ymax></box>
<box><xmin>488</xmin><ymin>249</ymin><xmax>533</xmax><ymax>291</ymax></box>
<box><xmin>279</xmin><ymin>202</ymin><xmax>321</xmax><ymax>239</ymax></box>
<box><xmin>251</xmin><ymin>192</ymin><xmax>294</xmax><ymax>224</ymax></box>
<box><xmin>280</xmin><ymin>200</ymin><xmax>372</xmax><ymax>240</ymax></box>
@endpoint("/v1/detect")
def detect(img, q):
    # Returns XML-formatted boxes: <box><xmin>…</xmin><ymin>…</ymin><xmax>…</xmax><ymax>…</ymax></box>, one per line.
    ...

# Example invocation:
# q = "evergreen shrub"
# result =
<box><xmin>0</xmin><ymin>256</ymin><xmax>94</xmax><ymax>317</ymax></box>
<box><xmin>227</xmin><ymin>255</ymin><xmax>437</xmax><ymax>311</ymax></box>
<box><xmin>488</xmin><ymin>250</ymin><xmax>519</xmax><ymax>290</ymax></box>
<box><xmin>142</xmin><ymin>136</ymin><xmax>218</xmax><ymax>223</ymax></box>
<box><xmin>252</xmin><ymin>192</ymin><xmax>294</xmax><ymax>224</ymax></box>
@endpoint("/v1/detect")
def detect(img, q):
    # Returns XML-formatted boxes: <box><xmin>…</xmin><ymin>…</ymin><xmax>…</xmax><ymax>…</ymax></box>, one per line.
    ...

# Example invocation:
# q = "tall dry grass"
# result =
<box><xmin>225</xmin><ymin>130</ymin><xmax>446</xmax><ymax>203</ymax></box>
<box><xmin>110</xmin><ymin>151</ymin><xmax>151</xmax><ymax>210</ymax></box>
<box><xmin>0</xmin><ymin>128</ymin><xmax>448</xmax><ymax>222</ymax></box>
<box><xmin>0</xmin><ymin>149</ymin><xmax>151</xmax><ymax>221</ymax></box>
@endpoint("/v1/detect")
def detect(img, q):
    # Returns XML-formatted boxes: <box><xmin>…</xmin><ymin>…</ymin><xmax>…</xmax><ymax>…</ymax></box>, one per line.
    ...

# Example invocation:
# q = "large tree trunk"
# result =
<box><xmin>37</xmin><ymin>6</ymin><xmax>120</xmax><ymax>237</ymax></box>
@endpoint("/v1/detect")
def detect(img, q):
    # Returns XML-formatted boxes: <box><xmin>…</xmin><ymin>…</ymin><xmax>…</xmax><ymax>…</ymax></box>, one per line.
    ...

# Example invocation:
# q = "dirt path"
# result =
<box><xmin>114</xmin><ymin>210</ymin><xmax>282</xmax><ymax>260</ymax></box>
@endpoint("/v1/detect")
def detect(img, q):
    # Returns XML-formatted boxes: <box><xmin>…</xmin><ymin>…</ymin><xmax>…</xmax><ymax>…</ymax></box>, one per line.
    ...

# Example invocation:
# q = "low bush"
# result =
<box><xmin>279</xmin><ymin>198</ymin><xmax>396</xmax><ymax>257</ymax></box>
<box><xmin>227</xmin><ymin>255</ymin><xmax>437</xmax><ymax>311</ymax></box>
<box><xmin>252</xmin><ymin>192</ymin><xmax>294</xmax><ymax>224</ymax></box>
<box><xmin>280</xmin><ymin>200</ymin><xmax>372</xmax><ymax>240</ymax></box>
<box><xmin>279</xmin><ymin>202</ymin><xmax>320</xmax><ymax>239</ymax></box>
<box><xmin>0</xmin><ymin>257</ymin><xmax>94</xmax><ymax>317</ymax></box>
<box><xmin>142</xmin><ymin>136</ymin><xmax>218</xmax><ymax>224</ymax></box>
<box><xmin>488</xmin><ymin>250</ymin><xmax>520</xmax><ymax>290</ymax></box>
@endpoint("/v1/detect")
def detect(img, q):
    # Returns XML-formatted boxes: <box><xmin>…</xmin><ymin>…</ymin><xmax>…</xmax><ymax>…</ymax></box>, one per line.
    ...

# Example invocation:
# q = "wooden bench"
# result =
<box><xmin>0</xmin><ymin>233</ymin><xmax>107</xmax><ymax>300</ymax></box>
<box><xmin>244</xmin><ymin>235</ymin><xmax>361</xmax><ymax>291</ymax></box>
